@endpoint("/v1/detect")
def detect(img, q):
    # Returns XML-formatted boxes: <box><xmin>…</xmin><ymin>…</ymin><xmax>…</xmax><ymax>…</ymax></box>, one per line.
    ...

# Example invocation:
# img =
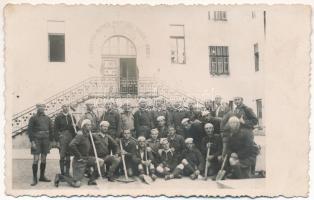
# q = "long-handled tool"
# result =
<box><xmin>216</xmin><ymin>155</ymin><xmax>228</xmax><ymax>181</ymax></box>
<box><xmin>116</xmin><ymin>140</ymin><xmax>135</xmax><ymax>183</ymax></box>
<box><xmin>89</xmin><ymin>131</ymin><xmax>102</xmax><ymax>178</ymax></box>
<box><xmin>142</xmin><ymin>148</ymin><xmax>153</xmax><ymax>184</ymax></box>
<box><xmin>204</xmin><ymin>143</ymin><xmax>211</xmax><ymax>180</ymax></box>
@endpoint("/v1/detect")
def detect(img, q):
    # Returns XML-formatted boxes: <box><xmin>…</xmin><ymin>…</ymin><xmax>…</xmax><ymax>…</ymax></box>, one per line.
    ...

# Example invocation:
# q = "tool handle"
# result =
<box><xmin>69</xmin><ymin>113</ymin><xmax>77</xmax><ymax>134</ymax></box>
<box><xmin>145</xmin><ymin>149</ymin><xmax>149</xmax><ymax>175</ymax></box>
<box><xmin>89</xmin><ymin>131</ymin><xmax>102</xmax><ymax>178</ymax></box>
<box><xmin>204</xmin><ymin>144</ymin><xmax>211</xmax><ymax>179</ymax></box>
<box><xmin>120</xmin><ymin>140</ymin><xmax>129</xmax><ymax>180</ymax></box>
<box><xmin>220</xmin><ymin>155</ymin><xmax>228</xmax><ymax>170</ymax></box>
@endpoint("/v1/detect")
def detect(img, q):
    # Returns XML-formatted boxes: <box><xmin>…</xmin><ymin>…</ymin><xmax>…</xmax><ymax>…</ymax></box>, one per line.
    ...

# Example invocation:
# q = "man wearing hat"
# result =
<box><xmin>78</xmin><ymin>103</ymin><xmax>99</xmax><ymax>132</ymax></box>
<box><xmin>181</xmin><ymin>118</ymin><xmax>204</xmax><ymax>150</ymax></box>
<box><xmin>151</xmin><ymin>98</ymin><xmax>171</xmax><ymax>127</ymax></box>
<box><xmin>92</xmin><ymin>121</ymin><xmax>121</xmax><ymax>182</ymax></box>
<box><xmin>167</xmin><ymin>138</ymin><xmax>204</xmax><ymax>180</ymax></box>
<box><xmin>54</xmin><ymin>104</ymin><xmax>77</xmax><ymax>179</ymax></box>
<box><xmin>134</xmin><ymin>98</ymin><xmax>154</xmax><ymax>138</ymax></box>
<box><xmin>156</xmin><ymin>116</ymin><xmax>168</xmax><ymax>138</ymax></box>
<box><xmin>221</xmin><ymin>116</ymin><xmax>259</xmax><ymax>179</ymax></box>
<box><xmin>171</xmin><ymin>101</ymin><xmax>189</xmax><ymax>136</ymax></box>
<box><xmin>54</xmin><ymin>119</ymin><xmax>103</xmax><ymax>187</ymax></box>
<box><xmin>200</xmin><ymin>123</ymin><xmax>222</xmax><ymax>177</ymax></box>
<box><xmin>133</xmin><ymin>136</ymin><xmax>157</xmax><ymax>181</ymax></box>
<box><xmin>27</xmin><ymin>103</ymin><xmax>53</xmax><ymax>186</ymax></box>
<box><xmin>156</xmin><ymin>138</ymin><xmax>180</xmax><ymax>179</ymax></box>
<box><xmin>100</xmin><ymin>101</ymin><xmax>121</xmax><ymax>139</ymax></box>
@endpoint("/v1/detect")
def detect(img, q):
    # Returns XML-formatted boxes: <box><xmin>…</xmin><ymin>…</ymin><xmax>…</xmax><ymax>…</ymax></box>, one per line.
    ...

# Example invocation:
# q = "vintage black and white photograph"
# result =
<box><xmin>4</xmin><ymin>4</ymin><xmax>310</xmax><ymax>197</ymax></box>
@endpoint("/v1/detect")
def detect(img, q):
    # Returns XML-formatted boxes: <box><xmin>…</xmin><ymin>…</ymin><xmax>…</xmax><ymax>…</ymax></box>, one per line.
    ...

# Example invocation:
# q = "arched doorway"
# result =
<box><xmin>101</xmin><ymin>35</ymin><xmax>138</xmax><ymax>96</ymax></box>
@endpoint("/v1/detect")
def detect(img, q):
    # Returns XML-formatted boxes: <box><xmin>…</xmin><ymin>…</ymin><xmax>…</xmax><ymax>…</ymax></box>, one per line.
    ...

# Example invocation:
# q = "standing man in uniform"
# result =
<box><xmin>78</xmin><ymin>103</ymin><xmax>99</xmax><ymax>132</ymax></box>
<box><xmin>221</xmin><ymin>97</ymin><xmax>258</xmax><ymax>132</ymax></box>
<box><xmin>134</xmin><ymin>99</ymin><xmax>154</xmax><ymax>138</ymax></box>
<box><xmin>120</xmin><ymin>102</ymin><xmax>135</xmax><ymax>137</ymax></box>
<box><xmin>54</xmin><ymin>104</ymin><xmax>77</xmax><ymax>179</ymax></box>
<box><xmin>27</xmin><ymin>103</ymin><xmax>54</xmax><ymax>186</ymax></box>
<box><xmin>100</xmin><ymin>101</ymin><xmax>121</xmax><ymax>139</ymax></box>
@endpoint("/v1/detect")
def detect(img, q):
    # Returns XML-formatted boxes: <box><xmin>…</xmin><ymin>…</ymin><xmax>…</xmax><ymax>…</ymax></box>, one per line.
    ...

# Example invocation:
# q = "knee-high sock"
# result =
<box><xmin>32</xmin><ymin>164</ymin><xmax>38</xmax><ymax>179</ymax></box>
<box><xmin>40</xmin><ymin>163</ymin><xmax>46</xmax><ymax>178</ymax></box>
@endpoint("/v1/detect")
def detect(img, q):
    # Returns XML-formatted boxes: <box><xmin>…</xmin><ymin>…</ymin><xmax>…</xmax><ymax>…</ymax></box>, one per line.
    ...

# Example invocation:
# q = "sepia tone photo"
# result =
<box><xmin>4</xmin><ymin>4</ymin><xmax>310</xmax><ymax>197</ymax></box>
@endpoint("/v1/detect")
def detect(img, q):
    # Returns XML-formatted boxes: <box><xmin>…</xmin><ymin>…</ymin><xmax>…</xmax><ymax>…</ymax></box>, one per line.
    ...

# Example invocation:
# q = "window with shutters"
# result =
<box><xmin>209</xmin><ymin>46</ymin><xmax>229</xmax><ymax>75</ymax></box>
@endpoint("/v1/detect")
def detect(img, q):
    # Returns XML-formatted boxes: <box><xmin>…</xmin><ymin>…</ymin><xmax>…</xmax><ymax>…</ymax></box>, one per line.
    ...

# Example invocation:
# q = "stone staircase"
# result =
<box><xmin>12</xmin><ymin>76</ymin><xmax>203</xmax><ymax>140</ymax></box>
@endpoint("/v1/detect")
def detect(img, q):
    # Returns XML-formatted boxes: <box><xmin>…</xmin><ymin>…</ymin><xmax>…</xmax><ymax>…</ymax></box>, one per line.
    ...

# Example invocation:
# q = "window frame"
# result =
<box><xmin>48</xmin><ymin>33</ymin><xmax>65</xmax><ymax>62</ymax></box>
<box><xmin>170</xmin><ymin>24</ymin><xmax>186</xmax><ymax>64</ymax></box>
<box><xmin>209</xmin><ymin>46</ymin><xmax>229</xmax><ymax>76</ymax></box>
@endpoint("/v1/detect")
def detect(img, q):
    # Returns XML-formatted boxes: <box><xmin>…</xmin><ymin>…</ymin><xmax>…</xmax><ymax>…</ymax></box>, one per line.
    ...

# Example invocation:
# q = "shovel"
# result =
<box><xmin>204</xmin><ymin>143</ymin><xmax>211</xmax><ymax>180</ymax></box>
<box><xmin>89</xmin><ymin>131</ymin><xmax>103</xmax><ymax>178</ymax></box>
<box><xmin>216</xmin><ymin>155</ymin><xmax>228</xmax><ymax>181</ymax></box>
<box><xmin>141</xmin><ymin>149</ymin><xmax>153</xmax><ymax>184</ymax></box>
<box><xmin>116</xmin><ymin>140</ymin><xmax>135</xmax><ymax>183</ymax></box>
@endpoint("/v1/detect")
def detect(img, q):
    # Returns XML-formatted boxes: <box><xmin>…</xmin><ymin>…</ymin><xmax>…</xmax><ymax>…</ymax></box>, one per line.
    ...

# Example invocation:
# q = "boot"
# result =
<box><xmin>150</xmin><ymin>169</ymin><xmax>157</xmax><ymax>181</ymax></box>
<box><xmin>59</xmin><ymin>160</ymin><xmax>65</xmax><ymax>181</ymax></box>
<box><xmin>172</xmin><ymin>168</ymin><xmax>183</xmax><ymax>179</ymax></box>
<box><xmin>54</xmin><ymin>174</ymin><xmax>60</xmax><ymax>187</ymax></box>
<box><xmin>30</xmin><ymin>164</ymin><xmax>38</xmax><ymax>186</ymax></box>
<box><xmin>39</xmin><ymin>163</ymin><xmax>51</xmax><ymax>182</ymax></box>
<box><xmin>65</xmin><ymin>160</ymin><xmax>71</xmax><ymax>177</ymax></box>
<box><xmin>139</xmin><ymin>169</ymin><xmax>145</xmax><ymax>182</ymax></box>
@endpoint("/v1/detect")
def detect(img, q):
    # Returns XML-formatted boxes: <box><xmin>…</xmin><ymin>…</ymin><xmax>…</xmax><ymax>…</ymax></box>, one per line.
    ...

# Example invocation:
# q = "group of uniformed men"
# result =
<box><xmin>27</xmin><ymin>96</ymin><xmax>260</xmax><ymax>188</ymax></box>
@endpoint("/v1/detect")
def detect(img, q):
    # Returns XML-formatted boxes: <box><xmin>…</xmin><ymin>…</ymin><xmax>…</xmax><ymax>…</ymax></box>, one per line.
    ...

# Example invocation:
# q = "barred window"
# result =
<box><xmin>49</xmin><ymin>34</ymin><xmax>65</xmax><ymax>62</ymax></box>
<box><xmin>214</xmin><ymin>11</ymin><xmax>227</xmax><ymax>21</ymax></box>
<box><xmin>209</xmin><ymin>46</ymin><xmax>229</xmax><ymax>75</ymax></box>
<box><xmin>170</xmin><ymin>25</ymin><xmax>186</xmax><ymax>64</ymax></box>
<box><xmin>254</xmin><ymin>43</ymin><xmax>259</xmax><ymax>71</ymax></box>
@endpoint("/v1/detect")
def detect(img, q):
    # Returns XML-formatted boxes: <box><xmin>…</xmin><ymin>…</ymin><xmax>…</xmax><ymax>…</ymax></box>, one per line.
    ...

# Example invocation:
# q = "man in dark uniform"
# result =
<box><xmin>92</xmin><ymin>121</ymin><xmax>121</xmax><ymax>182</ymax></box>
<box><xmin>119</xmin><ymin>129</ymin><xmax>138</xmax><ymax>177</ymax></box>
<box><xmin>151</xmin><ymin>98</ymin><xmax>171</xmax><ymax>127</ymax></box>
<box><xmin>221</xmin><ymin>97</ymin><xmax>258</xmax><ymax>132</ymax></box>
<box><xmin>156</xmin><ymin>116</ymin><xmax>168</xmax><ymax>138</ymax></box>
<box><xmin>171</xmin><ymin>101</ymin><xmax>189</xmax><ymax>136</ymax></box>
<box><xmin>169</xmin><ymin>138</ymin><xmax>204</xmax><ymax>180</ymax></box>
<box><xmin>78</xmin><ymin>103</ymin><xmax>99</xmax><ymax>132</ymax></box>
<box><xmin>133</xmin><ymin>136</ymin><xmax>157</xmax><ymax>181</ymax></box>
<box><xmin>167</xmin><ymin>126</ymin><xmax>185</xmax><ymax>161</ymax></box>
<box><xmin>181</xmin><ymin>118</ymin><xmax>204</xmax><ymax>150</ymax></box>
<box><xmin>54</xmin><ymin>104</ymin><xmax>76</xmax><ymax>179</ymax></box>
<box><xmin>222</xmin><ymin>116</ymin><xmax>259</xmax><ymax>179</ymax></box>
<box><xmin>54</xmin><ymin>119</ymin><xmax>103</xmax><ymax>187</ymax></box>
<box><xmin>200</xmin><ymin>123</ymin><xmax>222</xmax><ymax>177</ymax></box>
<box><xmin>134</xmin><ymin>99</ymin><xmax>154</xmax><ymax>138</ymax></box>
<box><xmin>100</xmin><ymin>101</ymin><xmax>121</xmax><ymax>139</ymax></box>
<box><xmin>27</xmin><ymin>103</ymin><xmax>53</xmax><ymax>186</ymax></box>
<box><xmin>156</xmin><ymin>138</ymin><xmax>180</xmax><ymax>179</ymax></box>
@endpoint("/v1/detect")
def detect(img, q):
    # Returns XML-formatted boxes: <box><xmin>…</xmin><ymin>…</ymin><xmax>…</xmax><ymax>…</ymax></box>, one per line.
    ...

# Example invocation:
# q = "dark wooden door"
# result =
<box><xmin>120</xmin><ymin>58</ymin><xmax>138</xmax><ymax>95</ymax></box>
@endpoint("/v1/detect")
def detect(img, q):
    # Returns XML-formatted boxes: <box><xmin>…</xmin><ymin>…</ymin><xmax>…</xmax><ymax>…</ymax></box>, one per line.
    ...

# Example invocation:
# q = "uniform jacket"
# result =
<box><xmin>157</xmin><ymin>148</ymin><xmax>179</xmax><ymax>170</ymax></box>
<box><xmin>54</xmin><ymin>112</ymin><xmax>76</xmax><ymax>141</ymax></box>
<box><xmin>100</xmin><ymin>110</ymin><xmax>121</xmax><ymax>133</ymax></box>
<box><xmin>182</xmin><ymin>146</ymin><xmax>205</xmax><ymax>172</ymax></box>
<box><xmin>27</xmin><ymin>112</ymin><xmax>53</xmax><ymax>142</ymax></box>
<box><xmin>200</xmin><ymin>134</ymin><xmax>222</xmax><ymax>158</ymax></box>
<box><xmin>157</xmin><ymin>126</ymin><xmax>169</xmax><ymax>138</ymax></box>
<box><xmin>134</xmin><ymin>109</ymin><xmax>154</xmax><ymax>131</ymax></box>
<box><xmin>93</xmin><ymin>133</ymin><xmax>119</xmax><ymax>158</ymax></box>
<box><xmin>78</xmin><ymin>111</ymin><xmax>99</xmax><ymax>131</ymax></box>
<box><xmin>120</xmin><ymin>111</ymin><xmax>135</xmax><ymax>131</ymax></box>
<box><xmin>132</xmin><ymin>146</ymin><xmax>155</xmax><ymax>165</ymax></box>
<box><xmin>120</xmin><ymin>138</ymin><xmax>137</xmax><ymax>162</ymax></box>
<box><xmin>69</xmin><ymin>131</ymin><xmax>91</xmax><ymax>160</ymax></box>
<box><xmin>167</xmin><ymin>134</ymin><xmax>185</xmax><ymax>160</ymax></box>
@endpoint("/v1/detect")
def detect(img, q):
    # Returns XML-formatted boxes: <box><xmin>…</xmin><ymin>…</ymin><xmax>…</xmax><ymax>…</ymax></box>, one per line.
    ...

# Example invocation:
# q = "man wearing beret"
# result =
<box><xmin>167</xmin><ymin>138</ymin><xmax>204</xmax><ymax>180</ymax></box>
<box><xmin>156</xmin><ymin>138</ymin><xmax>181</xmax><ymax>179</ymax></box>
<box><xmin>54</xmin><ymin>104</ymin><xmax>77</xmax><ymax>180</ymax></box>
<box><xmin>92</xmin><ymin>121</ymin><xmax>121</xmax><ymax>182</ymax></box>
<box><xmin>100</xmin><ymin>101</ymin><xmax>121</xmax><ymax>140</ymax></box>
<box><xmin>27</xmin><ymin>103</ymin><xmax>54</xmax><ymax>186</ymax></box>
<box><xmin>151</xmin><ymin>98</ymin><xmax>171</xmax><ymax>127</ymax></box>
<box><xmin>170</xmin><ymin>101</ymin><xmax>190</xmax><ymax>136</ymax></box>
<box><xmin>133</xmin><ymin>136</ymin><xmax>157</xmax><ymax>181</ymax></box>
<box><xmin>181</xmin><ymin>118</ymin><xmax>205</xmax><ymax>150</ymax></box>
<box><xmin>222</xmin><ymin>117</ymin><xmax>259</xmax><ymax>179</ymax></box>
<box><xmin>200</xmin><ymin>123</ymin><xmax>223</xmax><ymax>177</ymax></box>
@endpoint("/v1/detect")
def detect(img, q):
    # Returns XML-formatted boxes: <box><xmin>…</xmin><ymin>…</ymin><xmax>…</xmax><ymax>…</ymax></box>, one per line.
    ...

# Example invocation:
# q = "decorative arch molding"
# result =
<box><xmin>89</xmin><ymin>21</ymin><xmax>150</xmax><ymax>75</ymax></box>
